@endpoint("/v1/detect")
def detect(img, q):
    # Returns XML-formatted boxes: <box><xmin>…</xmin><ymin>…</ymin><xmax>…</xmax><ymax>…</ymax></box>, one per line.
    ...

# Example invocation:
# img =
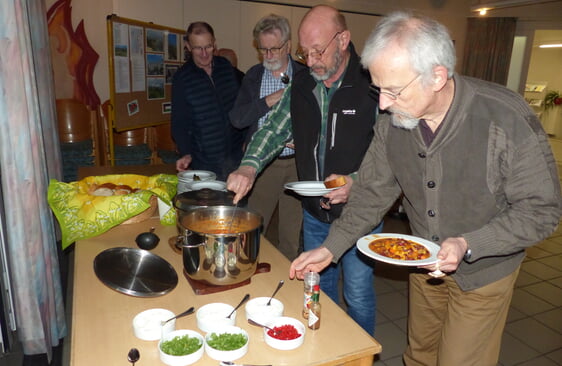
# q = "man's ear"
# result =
<box><xmin>339</xmin><ymin>30</ymin><xmax>351</xmax><ymax>50</ymax></box>
<box><xmin>432</xmin><ymin>65</ymin><xmax>449</xmax><ymax>92</ymax></box>
<box><xmin>185</xmin><ymin>40</ymin><xmax>191</xmax><ymax>52</ymax></box>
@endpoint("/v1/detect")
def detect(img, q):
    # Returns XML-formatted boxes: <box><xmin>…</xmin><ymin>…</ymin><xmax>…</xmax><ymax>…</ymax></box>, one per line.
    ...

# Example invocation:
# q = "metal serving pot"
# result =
<box><xmin>176</xmin><ymin>205</ymin><xmax>262</xmax><ymax>286</ymax></box>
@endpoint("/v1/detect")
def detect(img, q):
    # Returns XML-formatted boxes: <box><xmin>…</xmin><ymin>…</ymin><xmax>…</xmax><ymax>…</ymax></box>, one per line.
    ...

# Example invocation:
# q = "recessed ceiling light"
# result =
<box><xmin>539</xmin><ymin>44</ymin><xmax>562</xmax><ymax>48</ymax></box>
<box><xmin>479</xmin><ymin>8</ymin><xmax>488</xmax><ymax>15</ymax></box>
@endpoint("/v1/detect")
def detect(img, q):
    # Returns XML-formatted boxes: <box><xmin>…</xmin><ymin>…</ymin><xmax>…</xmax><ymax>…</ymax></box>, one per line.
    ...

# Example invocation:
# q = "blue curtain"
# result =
<box><xmin>0</xmin><ymin>0</ymin><xmax>66</xmax><ymax>361</ymax></box>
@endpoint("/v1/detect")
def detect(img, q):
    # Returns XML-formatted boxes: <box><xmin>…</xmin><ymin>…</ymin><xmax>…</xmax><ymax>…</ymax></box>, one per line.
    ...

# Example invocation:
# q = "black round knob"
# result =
<box><xmin>135</xmin><ymin>228</ymin><xmax>160</xmax><ymax>250</ymax></box>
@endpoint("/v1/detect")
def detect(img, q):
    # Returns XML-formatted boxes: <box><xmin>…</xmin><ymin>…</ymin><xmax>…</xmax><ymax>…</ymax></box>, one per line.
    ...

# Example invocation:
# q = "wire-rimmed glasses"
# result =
<box><xmin>295</xmin><ymin>31</ymin><xmax>342</xmax><ymax>62</ymax></box>
<box><xmin>370</xmin><ymin>74</ymin><xmax>421</xmax><ymax>101</ymax></box>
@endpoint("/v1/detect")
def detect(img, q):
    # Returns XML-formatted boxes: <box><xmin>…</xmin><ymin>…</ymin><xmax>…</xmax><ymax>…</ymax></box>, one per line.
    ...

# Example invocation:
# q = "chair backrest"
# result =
<box><xmin>113</xmin><ymin>128</ymin><xmax>149</xmax><ymax>146</ymax></box>
<box><xmin>56</xmin><ymin>99</ymin><xmax>93</xmax><ymax>143</ymax></box>
<box><xmin>153</xmin><ymin>123</ymin><xmax>176</xmax><ymax>152</ymax></box>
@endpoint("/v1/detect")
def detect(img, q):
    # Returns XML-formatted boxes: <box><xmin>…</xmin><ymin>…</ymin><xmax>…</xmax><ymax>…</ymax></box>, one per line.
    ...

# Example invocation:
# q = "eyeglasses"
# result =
<box><xmin>257</xmin><ymin>40</ymin><xmax>288</xmax><ymax>55</ymax></box>
<box><xmin>295</xmin><ymin>31</ymin><xmax>342</xmax><ymax>62</ymax></box>
<box><xmin>371</xmin><ymin>74</ymin><xmax>420</xmax><ymax>101</ymax></box>
<box><xmin>190</xmin><ymin>44</ymin><xmax>214</xmax><ymax>53</ymax></box>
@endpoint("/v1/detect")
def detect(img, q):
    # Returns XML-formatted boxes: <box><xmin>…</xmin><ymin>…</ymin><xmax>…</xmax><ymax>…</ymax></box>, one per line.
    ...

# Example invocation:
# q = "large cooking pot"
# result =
<box><xmin>176</xmin><ymin>205</ymin><xmax>262</xmax><ymax>286</ymax></box>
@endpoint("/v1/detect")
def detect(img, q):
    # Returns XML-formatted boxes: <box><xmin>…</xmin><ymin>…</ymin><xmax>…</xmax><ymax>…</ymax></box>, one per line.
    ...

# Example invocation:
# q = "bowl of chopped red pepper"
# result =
<box><xmin>263</xmin><ymin>316</ymin><xmax>305</xmax><ymax>350</ymax></box>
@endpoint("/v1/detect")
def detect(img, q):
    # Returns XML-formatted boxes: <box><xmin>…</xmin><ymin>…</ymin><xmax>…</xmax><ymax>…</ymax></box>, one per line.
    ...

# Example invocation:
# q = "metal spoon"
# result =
<box><xmin>280</xmin><ymin>72</ymin><xmax>290</xmax><ymax>84</ymax></box>
<box><xmin>266</xmin><ymin>280</ymin><xmax>284</xmax><ymax>305</ymax></box>
<box><xmin>161</xmin><ymin>306</ymin><xmax>195</xmax><ymax>325</ymax></box>
<box><xmin>247</xmin><ymin>318</ymin><xmax>279</xmax><ymax>335</ymax></box>
<box><xmin>226</xmin><ymin>293</ymin><xmax>250</xmax><ymax>318</ymax></box>
<box><xmin>220</xmin><ymin>361</ymin><xmax>272</xmax><ymax>366</ymax></box>
<box><xmin>127</xmin><ymin>348</ymin><xmax>140</xmax><ymax>366</ymax></box>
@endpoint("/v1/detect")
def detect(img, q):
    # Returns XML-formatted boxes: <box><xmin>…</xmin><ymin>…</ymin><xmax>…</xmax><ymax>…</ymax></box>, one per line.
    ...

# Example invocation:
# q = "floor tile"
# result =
<box><xmin>516</xmin><ymin>355</ymin><xmax>561</xmax><ymax>366</ymax></box>
<box><xmin>523</xmin><ymin>281</ymin><xmax>562</xmax><ymax>306</ymax></box>
<box><xmin>538</xmin><ymin>254</ymin><xmax>562</xmax><ymax>271</ymax></box>
<box><xmin>505</xmin><ymin>317</ymin><xmax>562</xmax><ymax>353</ymax></box>
<box><xmin>506</xmin><ymin>306</ymin><xmax>528</xmax><ymax>323</ymax></box>
<box><xmin>515</xmin><ymin>269</ymin><xmax>543</xmax><ymax>287</ymax></box>
<box><xmin>548</xmin><ymin>276</ymin><xmax>562</xmax><ymax>289</ymax></box>
<box><xmin>377</xmin><ymin>292</ymin><xmax>409</xmax><ymax>321</ymax></box>
<box><xmin>499</xmin><ymin>332</ymin><xmax>540</xmax><ymax>365</ymax></box>
<box><xmin>526</xmin><ymin>246</ymin><xmax>554</xmax><ymax>259</ymax></box>
<box><xmin>511</xmin><ymin>288</ymin><xmax>556</xmax><ymax>315</ymax></box>
<box><xmin>534</xmin><ymin>308</ymin><xmax>562</xmax><ymax>334</ymax></box>
<box><xmin>381</xmin><ymin>356</ymin><xmax>405</xmax><ymax>366</ymax></box>
<box><xmin>536</xmin><ymin>239</ymin><xmax>562</xmax><ymax>254</ymax></box>
<box><xmin>521</xmin><ymin>261</ymin><xmax>562</xmax><ymax>280</ymax></box>
<box><xmin>374</xmin><ymin>322</ymin><xmax>408</xmax><ymax>361</ymax></box>
<box><xmin>545</xmin><ymin>348</ymin><xmax>562</xmax><ymax>365</ymax></box>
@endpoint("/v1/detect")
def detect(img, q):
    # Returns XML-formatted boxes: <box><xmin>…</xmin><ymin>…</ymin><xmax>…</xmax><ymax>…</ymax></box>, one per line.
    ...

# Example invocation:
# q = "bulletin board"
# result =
<box><xmin>106</xmin><ymin>14</ymin><xmax>185</xmax><ymax>132</ymax></box>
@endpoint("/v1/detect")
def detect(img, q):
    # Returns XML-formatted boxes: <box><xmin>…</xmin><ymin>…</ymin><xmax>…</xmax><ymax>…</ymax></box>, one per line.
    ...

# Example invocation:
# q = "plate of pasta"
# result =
<box><xmin>356</xmin><ymin>233</ymin><xmax>440</xmax><ymax>266</ymax></box>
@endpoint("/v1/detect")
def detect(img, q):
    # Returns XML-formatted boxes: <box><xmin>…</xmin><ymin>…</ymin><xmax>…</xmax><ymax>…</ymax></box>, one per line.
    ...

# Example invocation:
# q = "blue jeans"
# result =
<box><xmin>303</xmin><ymin>209</ymin><xmax>382</xmax><ymax>335</ymax></box>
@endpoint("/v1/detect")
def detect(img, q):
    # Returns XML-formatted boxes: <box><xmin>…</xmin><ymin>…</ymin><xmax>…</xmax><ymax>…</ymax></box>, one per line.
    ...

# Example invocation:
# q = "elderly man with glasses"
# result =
<box><xmin>229</xmin><ymin>14</ymin><xmax>306</xmax><ymax>260</ymax></box>
<box><xmin>172</xmin><ymin>21</ymin><xmax>242</xmax><ymax>180</ymax></box>
<box><xmin>227</xmin><ymin>5</ymin><xmax>383</xmax><ymax>335</ymax></box>
<box><xmin>290</xmin><ymin>12</ymin><xmax>562</xmax><ymax>365</ymax></box>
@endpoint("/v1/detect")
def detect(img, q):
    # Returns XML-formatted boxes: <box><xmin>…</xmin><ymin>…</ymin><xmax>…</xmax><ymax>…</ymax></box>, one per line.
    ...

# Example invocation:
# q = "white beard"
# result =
<box><xmin>389</xmin><ymin>109</ymin><xmax>420</xmax><ymax>130</ymax></box>
<box><xmin>263</xmin><ymin>59</ymin><xmax>282</xmax><ymax>71</ymax></box>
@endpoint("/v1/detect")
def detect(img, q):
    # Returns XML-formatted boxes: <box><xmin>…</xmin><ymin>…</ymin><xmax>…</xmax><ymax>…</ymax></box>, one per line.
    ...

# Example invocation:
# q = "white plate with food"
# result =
<box><xmin>356</xmin><ymin>233</ymin><xmax>440</xmax><ymax>266</ymax></box>
<box><xmin>177</xmin><ymin>170</ymin><xmax>217</xmax><ymax>182</ymax></box>
<box><xmin>284</xmin><ymin>181</ymin><xmax>339</xmax><ymax>196</ymax></box>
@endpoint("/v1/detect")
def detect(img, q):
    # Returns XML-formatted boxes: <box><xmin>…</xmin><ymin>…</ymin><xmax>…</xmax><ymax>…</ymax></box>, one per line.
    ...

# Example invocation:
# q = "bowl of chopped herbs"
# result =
<box><xmin>204</xmin><ymin>325</ymin><xmax>249</xmax><ymax>361</ymax></box>
<box><xmin>158</xmin><ymin>329</ymin><xmax>204</xmax><ymax>365</ymax></box>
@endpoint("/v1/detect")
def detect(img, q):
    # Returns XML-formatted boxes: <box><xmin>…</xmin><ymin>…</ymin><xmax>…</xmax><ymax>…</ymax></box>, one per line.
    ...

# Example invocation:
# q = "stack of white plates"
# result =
<box><xmin>177</xmin><ymin>170</ymin><xmax>216</xmax><ymax>194</ymax></box>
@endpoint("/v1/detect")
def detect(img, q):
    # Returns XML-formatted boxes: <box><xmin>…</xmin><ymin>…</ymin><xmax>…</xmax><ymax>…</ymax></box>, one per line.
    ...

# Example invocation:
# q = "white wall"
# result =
<box><xmin>46</xmin><ymin>0</ymin><xmax>559</xmax><ymax>106</ymax></box>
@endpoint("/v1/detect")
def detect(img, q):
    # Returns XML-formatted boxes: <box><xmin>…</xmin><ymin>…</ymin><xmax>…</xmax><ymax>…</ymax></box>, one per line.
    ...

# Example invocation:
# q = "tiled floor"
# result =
<box><xmin>373</xmin><ymin>214</ymin><xmax>562</xmax><ymax>366</ymax></box>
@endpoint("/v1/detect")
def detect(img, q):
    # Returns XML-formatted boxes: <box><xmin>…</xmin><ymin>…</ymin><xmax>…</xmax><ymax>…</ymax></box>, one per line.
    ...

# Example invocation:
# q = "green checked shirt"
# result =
<box><xmin>241</xmin><ymin>75</ymin><xmax>344</xmax><ymax>176</ymax></box>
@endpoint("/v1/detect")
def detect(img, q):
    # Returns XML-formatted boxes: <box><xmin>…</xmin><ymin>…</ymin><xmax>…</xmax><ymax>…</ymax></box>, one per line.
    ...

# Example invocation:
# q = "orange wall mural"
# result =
<box><xmin>47</xmin><ymin>0</ymin><xmax>100</xmax><ymax>109</ymax></box>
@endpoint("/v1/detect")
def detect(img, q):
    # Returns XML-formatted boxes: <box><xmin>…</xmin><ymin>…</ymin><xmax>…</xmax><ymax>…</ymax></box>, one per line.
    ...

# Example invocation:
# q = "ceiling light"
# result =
<box><xmin>479</xmin><ymin>8</ymin><xmax>488</xmax><ymax>15</ymax></box>
<box><xmin>539</xmin><ymin>43</ymin><xmax>562</xmax><ymax>48</ymax></box>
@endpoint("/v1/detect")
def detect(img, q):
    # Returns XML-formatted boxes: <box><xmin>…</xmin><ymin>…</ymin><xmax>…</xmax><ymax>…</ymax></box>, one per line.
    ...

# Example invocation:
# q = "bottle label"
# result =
<box><xmin>308</xmin><ymin>309</ymin><xmax>319</xmax><ymax>328</ymax></box>
<box><xmin>303</xmin><ymin>292</ymin><xmax>312</xmax><ymax>316</ymax></box>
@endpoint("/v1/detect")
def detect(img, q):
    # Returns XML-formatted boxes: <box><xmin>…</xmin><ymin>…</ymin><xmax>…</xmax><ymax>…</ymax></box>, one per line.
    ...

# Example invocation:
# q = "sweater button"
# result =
<box><xmin>427</xmin><ymin>209</ymin><xmax>436</xmax><ymax>217</ymax></box>
<box><xmin>431</xmin><ymin>235</ymin><xmax>440</xmax><ymax>242</ymax></box>
<box><xmin>418</xmin><ymin>152</ymin><xmax>426</xmax><ymax>158</ymax></box>
<box><xmin>427</xmin><ymin>181</ymin><xmax>436</xmax><ymax>188</ymax></box>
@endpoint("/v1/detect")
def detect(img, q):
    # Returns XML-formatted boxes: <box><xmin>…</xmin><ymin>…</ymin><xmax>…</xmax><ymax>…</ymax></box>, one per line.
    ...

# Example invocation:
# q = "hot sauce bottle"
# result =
<box><xmin>308</xmin><ymin>284</ymin><xmax>321</xmax><ymax>330</ymax></box>
<box><xmin>302</xmin><ymin>271</ymin><xmax>320</xmax><ymax>319</ymax></box>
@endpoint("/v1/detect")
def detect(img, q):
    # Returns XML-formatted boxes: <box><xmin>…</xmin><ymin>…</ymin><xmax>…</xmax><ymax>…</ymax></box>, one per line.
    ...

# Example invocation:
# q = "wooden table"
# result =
<box><xmin>70</xmin><ymin>217</ymin><xmax>382</xmax><ymax>366</ymax></box>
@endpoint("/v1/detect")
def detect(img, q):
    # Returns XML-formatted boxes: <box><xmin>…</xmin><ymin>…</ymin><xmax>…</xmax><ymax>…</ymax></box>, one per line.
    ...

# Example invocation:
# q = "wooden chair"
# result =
<box><xmin>56</xmin><ymin>99</ymin><xmax>99</xmax><ymax>180</ymax></box>
<box><xmin>152</xmin><ymin>123</ymin><xmax>178</xmax><ymax>164</ymax></box>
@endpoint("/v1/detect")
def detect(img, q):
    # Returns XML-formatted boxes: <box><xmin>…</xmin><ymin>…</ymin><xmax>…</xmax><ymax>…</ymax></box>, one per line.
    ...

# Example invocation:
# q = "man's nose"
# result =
<box><xmin>377</xmin><ymin>94</ymin><xmax>395</xmax><ymax>110</ymax></box>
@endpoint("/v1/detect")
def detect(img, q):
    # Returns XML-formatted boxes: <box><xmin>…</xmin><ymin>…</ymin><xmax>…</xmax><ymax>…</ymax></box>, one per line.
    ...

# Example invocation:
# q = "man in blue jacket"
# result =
<box><xmin>227</xmin><ymin>5</ymin><xmax>382</xmax><ymax>335</ymax></box>
<box><xmin>172</xmin><ymin>22</ymin><xmax>241</xmax><ymax>180</ymax></box>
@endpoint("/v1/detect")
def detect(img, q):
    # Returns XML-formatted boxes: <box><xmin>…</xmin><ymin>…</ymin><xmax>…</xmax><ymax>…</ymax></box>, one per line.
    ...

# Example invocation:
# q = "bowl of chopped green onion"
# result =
<box><xmin>158</xmin><ymin>329</ymin><xmax>204</xmax><ymax>366</ymax></box>
<box><xmin>204</xmin><ymin>325</ymin><xmax>249</xmax><ymax>361</ymax></box>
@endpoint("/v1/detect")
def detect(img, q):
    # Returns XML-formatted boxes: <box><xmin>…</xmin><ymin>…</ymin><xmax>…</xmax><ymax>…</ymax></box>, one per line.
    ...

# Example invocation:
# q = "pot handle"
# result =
<box><xmin>177</xmin><ymin>232</ymin><xmax>206</xmax><ymax>248</ymax></box>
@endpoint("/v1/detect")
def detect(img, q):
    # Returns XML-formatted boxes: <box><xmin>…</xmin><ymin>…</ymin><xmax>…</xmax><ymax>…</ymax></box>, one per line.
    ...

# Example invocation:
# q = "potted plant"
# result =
<box><xmin>544</xmin><ymin>90</ymin><xmax>562</xmax><ymax>111</ymax></box>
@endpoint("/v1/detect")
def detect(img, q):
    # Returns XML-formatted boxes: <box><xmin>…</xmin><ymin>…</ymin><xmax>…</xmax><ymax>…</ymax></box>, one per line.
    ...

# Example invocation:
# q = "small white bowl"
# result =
<box><xmin>245</xmin><ymin>297</ymin><xmax>284</xmax><ymax>325</ymax></box>
<box><xmin>158</xmin><ymin>329</ymin><xmax>204</xmax><ymax>366</ymax></box>
<box><xmin>264</xmin><ymin>316</ymin><xmax>306</xmax><ymax>350</ymax></box>
<box><xmin>196</xmin><ymin>303</ymin><xmax>236</xmax><ymax>333</ymax></box>
<box><xmin>188</xmin><ymin>180</ymin><xmax>227</xmax><ymax>192</ymax></box>
<box><xmin>132</xmin><ymin>308</ymin><xmax>176</xmax><ymax>341</ymax></box>
<box><xmin>204</xmin><ymin>325</ymin><xmax>249</xmax><ymax>361</ymax></box>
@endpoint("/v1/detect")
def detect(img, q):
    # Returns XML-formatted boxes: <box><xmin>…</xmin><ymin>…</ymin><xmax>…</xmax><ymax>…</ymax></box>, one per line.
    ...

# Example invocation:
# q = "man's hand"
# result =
<box><xmin>289</xmin><ymin>247</ymin><xmax>334</xmax><ymax>279</ymax></box>
<box><xmin>226</xmin><ymin>166</ymin><xmax>257</xmax><ymax>204</ymax></box>
<box><xmin>420</xmin><ymin>237</ymin><xmax>468</xmax><ymax>273</ymax></box>
<box><xmin>176</xmin><ymin>155</ymin><xmax>192</xmax><ymax>171</ymax></box>
<box><xmin>265</xmin><ymin>89</ymin><xmax>285</xmax><ymax>108</ymax></box>
<box><xmin>320</xmin><ymin>174</ymin><xmax>353</xmax><ymax>209</ymax></box>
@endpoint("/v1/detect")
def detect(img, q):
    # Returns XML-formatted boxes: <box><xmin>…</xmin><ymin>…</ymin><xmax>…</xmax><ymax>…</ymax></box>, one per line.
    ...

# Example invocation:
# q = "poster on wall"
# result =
<box><xmin>113</xmin><ymin>22</ymin><xmax>130</xmax><ymax>93</ymax></box>
<box><xmin>166</xmin><ymin>33</ymin><xmax>179</xmax><ymax>61</ymax></box>
<box><xmin>146</xmin><ymin>29</ymin><xmax>165</xmax><ymax>53</ymax></box>
<box><xmin>129</xmin><ymin>25</ymin><xmax>145</xmax><ymax>92</ymax></box>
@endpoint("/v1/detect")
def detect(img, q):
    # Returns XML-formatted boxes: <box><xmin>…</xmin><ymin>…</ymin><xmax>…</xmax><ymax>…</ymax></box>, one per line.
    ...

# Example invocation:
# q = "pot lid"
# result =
<box><xmin>93</xmin><ymin>247</ymin><xmax>178</xmax><ymax>297</ymax></box>
<box><xmin>174</xmin><ymin>188</ymin><xmax>235</xmax><ymax>211</ymax></box>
